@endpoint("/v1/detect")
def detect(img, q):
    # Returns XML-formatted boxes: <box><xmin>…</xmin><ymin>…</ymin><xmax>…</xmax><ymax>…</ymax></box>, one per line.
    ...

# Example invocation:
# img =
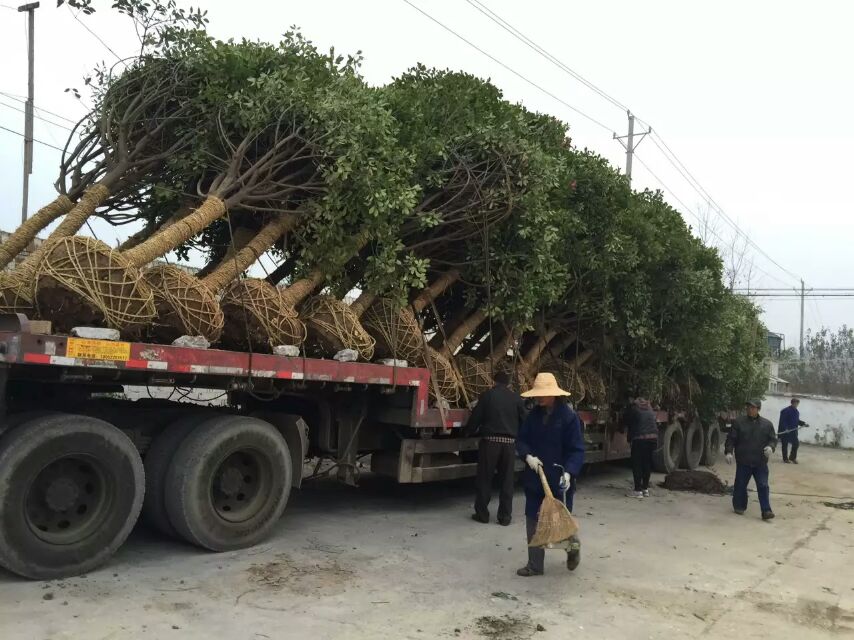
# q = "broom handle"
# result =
<box><xmin>536</xmin><ymin>465</ymin><xmax>554</xmax><ymax>499</ymax></box>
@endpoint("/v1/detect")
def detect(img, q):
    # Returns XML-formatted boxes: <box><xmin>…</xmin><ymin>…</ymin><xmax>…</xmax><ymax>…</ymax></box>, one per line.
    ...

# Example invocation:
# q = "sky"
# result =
<box><xmin>1</xmin><ymin>0</ymin><xmax>852</xmax><ymax>348</ymax></box>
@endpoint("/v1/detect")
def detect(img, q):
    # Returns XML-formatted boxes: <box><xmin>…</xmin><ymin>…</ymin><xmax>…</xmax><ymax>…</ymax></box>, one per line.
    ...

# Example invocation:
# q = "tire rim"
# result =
<box><xmin>24</xmin><ymin>455</ymin><xmax>113</xmax><ymax>545</ymax></box>
<box><xmin>211</xmin><ymin>447</ymin><xmax>273</xmax><ymax>523</ymax></box>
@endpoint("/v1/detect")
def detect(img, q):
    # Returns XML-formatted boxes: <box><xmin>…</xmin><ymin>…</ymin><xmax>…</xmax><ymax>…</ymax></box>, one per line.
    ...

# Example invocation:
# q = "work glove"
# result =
<box><xmin>763</xmin><ymin>446</ymin><xmax>772</xmax><ymax>460</ymax></box>
<box><xmin>559</xmin><ymin>472</ymin><xmax>572</xmax><ymax>492</ymax></box>
<box><xmin>725</xmin><ymin>453</ymin><xmax>733</xmax><ymax>465</ymax></box>
<box><xmin>525</xmin><ymin>455</ymin><xmax>543</xmax><ymax>471</ymax></box>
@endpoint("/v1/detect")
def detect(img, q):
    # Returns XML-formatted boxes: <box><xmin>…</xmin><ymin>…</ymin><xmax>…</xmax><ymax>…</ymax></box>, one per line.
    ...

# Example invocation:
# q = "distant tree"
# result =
<box><xmin>780</xmin><ymin>326</ymin><xmax>854</xmax><ymax>397</ymax></box>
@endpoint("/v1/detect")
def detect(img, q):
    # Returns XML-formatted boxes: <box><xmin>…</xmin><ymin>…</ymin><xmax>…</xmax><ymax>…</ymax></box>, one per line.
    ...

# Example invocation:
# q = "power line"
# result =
<box><xmin>455</xmin><ymin>1</ymin><xmax>802</xmax><ymax>288</ymax></box>
<box><xmin>0</xmin><ymin>91</ymin><xmax>80</xmax><ymax>124</ymax></box>
<box><xmin>647</xmin><ymin>133</ymin><xmax>801</xmax><ymax>285</ymax></box>
<box><xmin>632</xmin><ymin>151</ymin><xmax>796</xmax><ymax>289</ymax></box>
<box><xmin>464</xmin><ymin>0</ymin><xmax>628</xmax><ymax>113</ymax></box>
<box><xmin>0</xmin><ymin>123</ymin><xmax>64</xmax><ymax>151</ymax></box>
<box><xmin>400</xmin><ymin>0</ymin><xmax>616</xmax><ymax>133</ymax></box>
<box><xmin>68</xmin><ymin>5</ymin><xmax>123</xmax><ymax>62</ymax></box>
<box><xmin>0</xmin><ymin>99</ymin><xmax>74</xmax><ymax>131</ymax></box>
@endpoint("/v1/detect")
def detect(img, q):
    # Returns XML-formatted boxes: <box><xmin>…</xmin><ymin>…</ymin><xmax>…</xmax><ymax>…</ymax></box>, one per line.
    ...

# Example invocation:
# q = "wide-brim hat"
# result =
<box><xmin>521</xmin><ymin>372</ymin><xmax>571</xmax><ymax>398</ymax></box>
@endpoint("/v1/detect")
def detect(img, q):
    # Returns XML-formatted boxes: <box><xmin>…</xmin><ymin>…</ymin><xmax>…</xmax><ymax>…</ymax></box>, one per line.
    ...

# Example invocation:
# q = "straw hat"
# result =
<box><xmin>521</xmin><ymin>372</ymin><xmax>571</xmax><ymax>398</ymax></box>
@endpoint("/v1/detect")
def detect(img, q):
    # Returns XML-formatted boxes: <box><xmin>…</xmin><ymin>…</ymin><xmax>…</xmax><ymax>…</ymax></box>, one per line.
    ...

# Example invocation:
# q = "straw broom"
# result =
<box><xmin>528</xmin><ymin>465</ymin><xmax>579</xmax><ymax>548</ymax></box>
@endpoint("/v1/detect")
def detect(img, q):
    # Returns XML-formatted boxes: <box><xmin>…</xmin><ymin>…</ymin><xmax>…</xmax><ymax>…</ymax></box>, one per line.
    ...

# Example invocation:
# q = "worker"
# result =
<box><xmin>623</xmin><ymin>396</ymin><xmax>658</xmax><ymax>498</ymax></box>
<box><xmin>725</xmin><ymin>399</ymin><xmax>778</xmax><ymax>521</ymax></box>
<box><xmin>778</xmin><ymin>397</ymin><xmax>807</xmax><ymax>464</ymax></box>
<box><xmin>515</xmin><ymin>373</ymin><xmax>585</xmax><ymax>577</ymax></box>
<box><xmin>464</xmin><ymin>370</ymin><xmax>527</xmax><ymax>526</ymax></box>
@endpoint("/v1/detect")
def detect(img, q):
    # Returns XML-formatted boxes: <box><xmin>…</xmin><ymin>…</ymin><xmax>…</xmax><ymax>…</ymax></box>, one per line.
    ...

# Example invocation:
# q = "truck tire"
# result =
<box><xmin>652</xmin><ymin>421</ymin><xmax>683</xmax><ymax>474</ymax></box>
<box><xmin>164</xmin><ymin>416</ymin><xmax>292</xmax><ymax>551</ymax></box>
<box><xmin>701</xmin><ymin>421</ymin><xmax>722</xmax><ymax>466</ymax></box>
<box><xmin>142</xmin><ymin>413</ymin><xmax>212</xmax><ymax>538</ymax></box>
<box><xmin>681</xmin><ymin>418</ymin><xmax>703</xmax><ymax>470</ymax></box>
<box><xmin>0</xmin><ymin>414</ymin><xmax>144</xmax><ymax>579</ymax></box>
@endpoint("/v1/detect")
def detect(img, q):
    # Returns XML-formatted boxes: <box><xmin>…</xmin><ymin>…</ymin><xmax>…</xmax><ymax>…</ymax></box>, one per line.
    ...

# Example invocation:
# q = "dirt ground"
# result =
<box><xmin>2</xmin><ymin>444</ymin><xmax>853</xmax><ymax>640</ymax></box>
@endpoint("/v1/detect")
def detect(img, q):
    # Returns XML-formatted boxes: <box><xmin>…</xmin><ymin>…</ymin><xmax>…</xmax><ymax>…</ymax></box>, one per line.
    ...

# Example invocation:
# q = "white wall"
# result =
<box><xmin>763</xmin><ymin>393</ymin><xmax>854</xmax><ymax>449</ymax></box>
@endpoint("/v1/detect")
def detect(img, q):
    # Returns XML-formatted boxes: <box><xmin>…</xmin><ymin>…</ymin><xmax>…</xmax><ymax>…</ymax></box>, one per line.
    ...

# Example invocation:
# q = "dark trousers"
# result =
<box><xmin>526</xmin><ymin>517</ymin><xmax>545</xmax><ymax>574</ymax></box>
<box><xmin>474</xmin><ymin>439</ymin><xmax>516</xmax><ymax>522</ymax></box>
<box><xmin>733</xmin><ymin>463</ymin><xmax>772</xmax><ymax>513</ymax></box>
<box><xmin>631</xmin><ymin>439</ymin><xmax>656</xmax><ymax>491</ymax></box>
<box><xmin>782</xmin><ymin>437</ymin><xmax>799</xmax><ymax>462</ymax></box>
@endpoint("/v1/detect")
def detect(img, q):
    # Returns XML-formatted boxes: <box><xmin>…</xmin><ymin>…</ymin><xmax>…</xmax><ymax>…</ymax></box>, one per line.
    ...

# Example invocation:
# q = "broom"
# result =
<box><xmin>528</xmin><ymin>465</ymin><xmax>579</xmax><ymax>548</ymax></box>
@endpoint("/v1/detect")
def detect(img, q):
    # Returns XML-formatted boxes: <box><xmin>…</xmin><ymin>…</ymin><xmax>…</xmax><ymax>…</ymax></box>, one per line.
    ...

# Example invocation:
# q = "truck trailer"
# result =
<box><xmin>0</xmin><ymin>317</ymin><xmax>724</xmax><ymax>579</ymax></box>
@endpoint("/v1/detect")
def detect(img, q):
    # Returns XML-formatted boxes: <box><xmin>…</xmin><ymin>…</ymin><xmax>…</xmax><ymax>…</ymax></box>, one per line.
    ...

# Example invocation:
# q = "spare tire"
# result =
<box><xmin>701</xmin><ymin>421</ymin><xmax>722</xmax><ymax>466</ymax></box>
<box><xmin>681</xmin><ymin>418</ymin><xmax>703</xmax><ymax>470</ymax></box>
<box><xmin>652</xmin><ymin>421</ymin><xmax>683</xmax><ymax>473</ymax></box>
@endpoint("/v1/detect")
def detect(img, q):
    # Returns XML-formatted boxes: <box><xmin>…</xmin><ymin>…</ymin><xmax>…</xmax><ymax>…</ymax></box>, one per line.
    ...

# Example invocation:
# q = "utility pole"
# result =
<box><xmin>614</xmin><ymin>110</ymin><xmax>651</xmax><ymax>187</ymax></box>
<box><xmin>18</xmin><ymin>2</ymin><xmax>40</xmax><ymax>225</ymax></box>
<box><xmin>799</xmin><ymin>279</ymin><xmax>805</xmax><ymax>358</ymax></box>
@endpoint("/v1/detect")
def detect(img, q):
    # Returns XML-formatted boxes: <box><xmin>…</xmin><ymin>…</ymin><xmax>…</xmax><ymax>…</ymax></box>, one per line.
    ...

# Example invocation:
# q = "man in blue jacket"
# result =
<box><xmin>778</xmin><ymin>398</ymin><xmax>807</xmax><ymax>464</ymax></box>
<box><xmin>516</xmin><ymin>373</ymin><xmax>585</xmax><ymax>577</ymax></box>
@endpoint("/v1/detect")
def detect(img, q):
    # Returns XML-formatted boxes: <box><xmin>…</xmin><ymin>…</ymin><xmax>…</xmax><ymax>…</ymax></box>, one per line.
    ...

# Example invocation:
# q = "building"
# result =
<box><xmin>767</xmin><ymin>360</ymin><xmax>790</xmax><ymax>394</ymax></box>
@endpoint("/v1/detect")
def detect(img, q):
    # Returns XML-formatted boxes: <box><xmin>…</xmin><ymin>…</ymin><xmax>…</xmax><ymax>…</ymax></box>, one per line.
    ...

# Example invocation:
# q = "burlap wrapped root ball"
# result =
<box><xmin>423</xmin><ymin>347</ymin><xmax>463</xmax><ymax>406</ymax></box>
<box><xmin>538</xmin><ymin>358</ymin><xmax>586</xmax><ymax>403</ymax></box>
<box><xmin>300</xmin><ymin>294</ymin><xmax>375</xmax><ymax>361</ymax></box>
<box><xmin>34</xmin><ymin>236</ymin><xmax>155</xmax><ymax>332</ymax></box>
<box><xmin>360</xmin><ymin>298</ymin><xmax>423</xmax><ymax>361</ymax></box>
<box><xmin>143</xmin><ymin>264</ymin><xmax>224</xmax><ymax>343</ymax></box>
<box><xmin>457</xmin><ymin>355</ymin><xmax>494</xmax><ymax>401</ymax></box>
<box><xmin>0</xmin><ymin>270</ymin><xmax>35</xmax><ymax>314</ymax></box>
<box><xmin>219</xmin><ymin>279</ymin><xmax>306</xmax><ymax>352</ymax></box>
<box><xmin>577</xmin><ymin>368</ymin><xmax>606</xmax><ymax>406</ymax></box>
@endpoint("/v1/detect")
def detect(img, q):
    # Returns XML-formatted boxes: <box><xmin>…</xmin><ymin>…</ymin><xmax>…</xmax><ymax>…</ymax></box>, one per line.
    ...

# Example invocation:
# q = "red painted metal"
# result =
<box><xmin>0</xmin><ymin>331</ymin><xmax>612</xmax><ymax>432</ymax></box>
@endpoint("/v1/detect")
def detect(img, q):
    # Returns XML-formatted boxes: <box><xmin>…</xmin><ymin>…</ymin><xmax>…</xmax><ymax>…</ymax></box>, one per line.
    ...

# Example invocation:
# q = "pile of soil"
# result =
<box><xmin>660</xmin><ymin>470</ymin><xmax>727</xmax><ymax>495</ymax></box>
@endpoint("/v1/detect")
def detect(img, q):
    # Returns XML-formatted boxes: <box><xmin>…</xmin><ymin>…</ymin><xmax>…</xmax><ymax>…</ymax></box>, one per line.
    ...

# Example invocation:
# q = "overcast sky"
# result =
<box><xmin>1</xmin><ymin>0</ymin><xmax>851</xmax><ymax>347</ymax></box>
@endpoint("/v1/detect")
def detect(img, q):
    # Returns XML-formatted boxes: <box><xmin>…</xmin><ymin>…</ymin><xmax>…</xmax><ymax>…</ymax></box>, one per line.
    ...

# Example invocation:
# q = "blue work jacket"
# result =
<box><xmin>516</xmin><ymin>402</ymin><xmax>585</xmax><ymax>518</ymax></box>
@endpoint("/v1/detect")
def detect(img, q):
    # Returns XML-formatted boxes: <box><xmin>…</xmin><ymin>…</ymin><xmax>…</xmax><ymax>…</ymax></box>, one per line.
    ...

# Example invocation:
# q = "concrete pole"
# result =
<box><xmin>625</xmin><ymin>110</ymin><xmax>635</xmax><ymax>186</ymax></box>
<box><xmin>18</xmin><ymin>2</ymin><xmax>40</xmax><ymax>224</ymax></box>
<box><xmin>799</xmin><ymin>279</ymin><xmax>805</xmax><ymax>358</ymax></box>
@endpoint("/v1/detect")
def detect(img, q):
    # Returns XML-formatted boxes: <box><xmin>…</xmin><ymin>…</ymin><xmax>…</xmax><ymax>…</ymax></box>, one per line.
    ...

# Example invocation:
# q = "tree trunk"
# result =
<box><xmin>265</xmin><ymin>255</ymin><xmax>298</xmax><ymax>286</ymax></box>
<box><xmin>17</xmin><ymin>184</ymin><xmax>110</xmax><ymax>283</ymax></box>
<box><xmin>439</xmin><ymin>308</ymin><xmax>488</xmax><ymax>358</ymax></box>
<box><xmin>488</xmin><ymin>331</ymin><xmax>516</xmax><ymax>365</ymax></box>
<box><xmin>543</xmin><ymin>332</ymin><xmax>578</xmax><ymax>361</ymax></box>
<box><xmin>195</xmin><ymin>226</ymin><xmax>257</xmax><ymax>279</ymax></box>
<box><xmin>569</xmin><ymin>349</ymin><xmax>594</xmax><ymax>368</ymax></box>
<box><xmin>280</xmin><ymin>232</ymin><xmax>372</xmax><ymax>308</ymax></box>
<box><xmin>200</xmin><ymin>215</ymin><xmax>297</xmax><ymax>294</ymax></box>
<box><xmin>279</xmin><ymin>271</ymin><xmax>325</xmax><ymax>308</ymax></box>
<box><xmin>117</xmin><ymin>206</ymin><xmax>193</xmax><ymax>252</ymax></box>
<box><xmin>428</xmin><ymin>306</ymin><xmax>471</xmax><ymax>349</ymax></box>
<box><xmin>411</xmin><ymin>269</ymin><xmax>460</xmax><ymax>313</ymax></box>
<box><xmin>523</xmin><ymin>328</ymin><xmax>559</xmax><ymax>370</ymax></box>
<box><xmin>121</xmin><ymin>196</ymin><xmax>227</xmax><ymax>267</ymax></box>
<box><xmin>350</xmin><ymin>291</ymin><xmax>377</xmax><ymax>318</ymax></box>
<box><xmin>0</xmin><ymin>195</ymin><xmax>74</xmax><ymax>269</ymax></box>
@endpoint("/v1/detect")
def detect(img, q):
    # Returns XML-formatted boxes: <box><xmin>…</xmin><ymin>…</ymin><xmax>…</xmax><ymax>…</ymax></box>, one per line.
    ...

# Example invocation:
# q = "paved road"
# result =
<box><xmin>2</xmin><ymin>445</ymin><xmax>853</xmax><ymax>639</ymax></box>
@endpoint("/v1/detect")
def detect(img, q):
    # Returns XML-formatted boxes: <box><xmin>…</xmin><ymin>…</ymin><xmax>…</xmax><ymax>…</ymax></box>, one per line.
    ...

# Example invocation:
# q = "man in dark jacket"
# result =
<box><xmin>725</xmin><ymin>399</ymin><xmax>778</xmax><ymax>520</ymax></box>
<box><xmin>515</xmin><ymin>373</ymin><xmax>585</xmax><ymax>577</ymax></box>
<box><xmin>464</xmin><ymin>370</ymin><xmax>526</xmax><ymax>526</ymax></box>
<box><xmin>623</xmin><ymin>397</ymin><xmax>658</xmax><ymax>498</ymax></box>
<box><xmin>778</xmin><ymin>398</ymin><xmax>807</xmax><ymax>464</ymax></box>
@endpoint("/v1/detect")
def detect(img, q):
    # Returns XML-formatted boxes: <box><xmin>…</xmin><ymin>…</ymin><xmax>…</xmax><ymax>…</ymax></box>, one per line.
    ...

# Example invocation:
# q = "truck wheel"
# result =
<box><xmin>652</xmin><ymin>421</ymin><xmax>684</xmax><ymax>473</ymax></box>
<box><xmin>0</xmin><ymin>414</ymin><xmax>144</xmax><ymax>579</ymax></box>
<box><xmin>701</xmin><ymin>422</ymin><xmax>722</xmax><ymax>466</ymax></box>
<box><xmin>681</xmin><ymin>418</ymin><xmax>703</xmax><ymax>470</ymax></box>
<box><xmin>142</xmin><ymin>413</ymin><xmax>212</xmax><ymax>538</ymax></box>
<box><xmin>165</xmin><ymin>416</ymin><xmax>292</xmax><ymax>551</ymax></box>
